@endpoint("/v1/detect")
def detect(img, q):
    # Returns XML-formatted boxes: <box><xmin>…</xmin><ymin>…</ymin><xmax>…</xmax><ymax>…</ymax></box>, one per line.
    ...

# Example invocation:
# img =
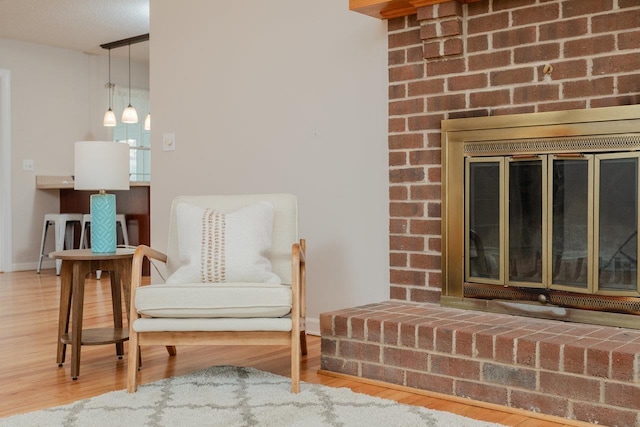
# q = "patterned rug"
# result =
<box><xmin>0</xmin><ymin>366</ymin><xmax>505</xmax><ymax>426</ymax></box>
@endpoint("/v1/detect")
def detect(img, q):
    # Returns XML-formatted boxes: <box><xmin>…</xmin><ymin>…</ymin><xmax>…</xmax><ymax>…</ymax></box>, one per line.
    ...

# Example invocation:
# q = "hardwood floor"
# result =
<box><xmin>0</xmin><ymin>269</ymin><xmax>583</xmax><ymax>426</ymax></box>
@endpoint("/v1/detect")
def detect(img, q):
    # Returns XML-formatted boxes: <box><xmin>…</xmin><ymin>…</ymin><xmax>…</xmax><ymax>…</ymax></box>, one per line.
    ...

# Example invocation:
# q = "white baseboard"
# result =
<box><xmin>12</xmin><ymin>260</ymin><xmax>54</xmax><ymax>272</ymax></box>
<box><xmin>305</xmin><ymin>317</ymin><xmax>320</xmax><ymax>336</ymax></box>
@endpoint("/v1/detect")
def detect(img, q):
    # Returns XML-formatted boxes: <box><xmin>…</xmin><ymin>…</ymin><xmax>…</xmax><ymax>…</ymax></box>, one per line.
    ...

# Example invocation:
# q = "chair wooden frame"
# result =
<box><xmin>127</xmin><ymin>239</ymin><xmax>307</xmax><ymax>393</ymax></box>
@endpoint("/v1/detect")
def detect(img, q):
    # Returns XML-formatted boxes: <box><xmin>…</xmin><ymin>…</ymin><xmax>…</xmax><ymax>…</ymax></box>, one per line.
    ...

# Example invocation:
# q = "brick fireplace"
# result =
<box><xmin>320</xmin><ymin>1</ymin><xmax>640</xmax><ymax>425</ymax></box>
<box><xmin>441</xmin><ymin>105</ymin><xmax>640</xmax><ymax>329</ymax></box>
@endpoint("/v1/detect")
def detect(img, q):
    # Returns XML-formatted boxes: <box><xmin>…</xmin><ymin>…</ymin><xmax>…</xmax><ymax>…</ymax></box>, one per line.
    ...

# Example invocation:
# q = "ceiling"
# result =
<box><xmin>0</xmin><ymin>0</ymin><xmax>150</xmax><ymax>61</ymax></box>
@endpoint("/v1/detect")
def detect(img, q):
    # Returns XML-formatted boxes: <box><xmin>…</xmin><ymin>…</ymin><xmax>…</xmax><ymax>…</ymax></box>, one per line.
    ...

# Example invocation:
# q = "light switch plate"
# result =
<box><xmin>162</xmin><ymin>133</ymin><xmax>175</xmax><ymax>151</ymax></box>
<box><xmin>23</xmin><ymin>159</ymin><xmax>34</xmax><ymax>171</ymax></box>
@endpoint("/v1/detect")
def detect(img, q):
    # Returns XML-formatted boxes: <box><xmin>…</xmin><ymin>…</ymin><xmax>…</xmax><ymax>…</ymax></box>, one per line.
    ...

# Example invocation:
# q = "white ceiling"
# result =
<box><xmin>0</xmin><ymin>0</ymin><xmax>150</xmax><ymax>61</ymax></box>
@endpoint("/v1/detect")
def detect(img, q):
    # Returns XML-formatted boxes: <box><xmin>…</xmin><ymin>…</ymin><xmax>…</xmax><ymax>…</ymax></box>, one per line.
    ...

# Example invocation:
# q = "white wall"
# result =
<box><xmin>150</xmin><ymin>0</ymin><xmax>389</xmax><ymax>330</ymax></box>
<box><xmin>0</xmin><ymin>38</ymin><xmax>148</xmax><ymax>270</ymax></box>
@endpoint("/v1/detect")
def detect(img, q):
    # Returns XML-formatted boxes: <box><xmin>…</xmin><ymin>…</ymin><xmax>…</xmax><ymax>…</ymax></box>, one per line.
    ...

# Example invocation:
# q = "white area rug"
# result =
<box><xmin>1</xmin><ymin>366</ymin><xmax>505</xmax><ymax>426</ymax></box>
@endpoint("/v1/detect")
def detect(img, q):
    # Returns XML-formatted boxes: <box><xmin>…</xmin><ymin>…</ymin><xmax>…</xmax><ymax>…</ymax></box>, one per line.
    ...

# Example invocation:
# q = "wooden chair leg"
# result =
<box><xmin>166</xmin><ymin>346</ymin><xmax>177</xmax><ymax>356</ymax></box>
<box><xmin>291</xmin><ymin>332</ymin><xmax>300</xmax><ymax>394</ymax></box>
<box><xmin>127</xmin><ymin>332</ymin><xmax>139</xmax><ymax>392</ymax></box>
<box><xmin>300</xmin><ymin>330</ymin><xmax>307</xmax><ymax>356</ymax></box>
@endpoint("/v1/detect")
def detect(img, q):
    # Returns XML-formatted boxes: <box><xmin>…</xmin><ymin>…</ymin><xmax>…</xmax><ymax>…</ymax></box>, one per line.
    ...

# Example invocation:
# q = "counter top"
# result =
<box><xmin>36</xmin><ymin>175</ymin><xmax>150</xmax><ymax>190</ymax></box>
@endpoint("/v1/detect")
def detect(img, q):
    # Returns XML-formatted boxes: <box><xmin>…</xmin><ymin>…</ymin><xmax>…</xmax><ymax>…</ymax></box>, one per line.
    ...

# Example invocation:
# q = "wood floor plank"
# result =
<box><xmin>0</xmin><ymin>269</ymin><xmax>576</xmax><ymax>426</ymax></box>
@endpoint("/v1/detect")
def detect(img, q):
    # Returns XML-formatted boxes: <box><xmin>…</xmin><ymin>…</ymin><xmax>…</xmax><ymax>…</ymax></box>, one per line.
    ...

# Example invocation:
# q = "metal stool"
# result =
<box><xmin>37</xmin><ymin>213</ymin><xmax>83</xmax><ymax>275</ymax></box>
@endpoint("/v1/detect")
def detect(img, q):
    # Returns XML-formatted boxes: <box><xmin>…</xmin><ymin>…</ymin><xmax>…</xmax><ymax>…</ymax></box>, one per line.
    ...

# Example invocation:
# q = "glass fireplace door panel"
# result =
<box><xmin>549</xmin><ymin>157</ymin><xmax>592</xmax><ymax>291</ymax></box>
<box><xmin>466</xmin><ymin>158</ymin><xmax>503</xmax><ymax>283</ymax></box>
<box><xmin>508</xmin><ymin>158</ymin><xmax>546</xmax><ymax>286</ymax></box>
<box><xmin>596</xmin><ymin>154</ymin><xmax>639</xmax><ymax>294</ymax></box>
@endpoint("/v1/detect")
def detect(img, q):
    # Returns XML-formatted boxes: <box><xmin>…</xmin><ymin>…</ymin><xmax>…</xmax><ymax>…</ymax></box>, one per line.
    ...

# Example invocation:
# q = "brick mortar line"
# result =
<box><xmin>325</xmin><ymin>353</ymin><xmax>636</xmax><ymax>410</ymax></box>
<box><xmin>387</xmin><ymin>49</ymin><xmax>639</xmax><ymax>70</ymax></box>
<box><xmin>328</xmin><ymin>337</ymin><xmax>639</xmax><ymax>391</ymax></box>
<box><xmin>331</xmin><ymin>321</ymin><xmax>640</xmax><ymax>354</ymax></box>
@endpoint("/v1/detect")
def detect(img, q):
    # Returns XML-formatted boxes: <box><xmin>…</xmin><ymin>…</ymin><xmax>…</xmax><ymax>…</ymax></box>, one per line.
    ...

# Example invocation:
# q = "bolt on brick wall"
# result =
<box><xmin>388</xmin><ymin>0</ymin><xmax>640</xmax><ymax>304</ymax></box>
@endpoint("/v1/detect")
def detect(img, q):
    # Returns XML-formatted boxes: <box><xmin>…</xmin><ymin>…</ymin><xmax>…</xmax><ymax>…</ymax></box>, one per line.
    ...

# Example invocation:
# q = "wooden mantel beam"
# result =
<box><xmin>350</xmin><ymin>0</ymin><xmax>482</xmax><ymax>19</ymax></box>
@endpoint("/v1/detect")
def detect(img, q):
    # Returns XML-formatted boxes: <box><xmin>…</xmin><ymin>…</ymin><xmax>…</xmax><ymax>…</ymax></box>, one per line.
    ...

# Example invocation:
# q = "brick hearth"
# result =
<box><xmin>320</xmin><ymin>302</ymin><xmax>640</xmax><ymax>426</ymax></box>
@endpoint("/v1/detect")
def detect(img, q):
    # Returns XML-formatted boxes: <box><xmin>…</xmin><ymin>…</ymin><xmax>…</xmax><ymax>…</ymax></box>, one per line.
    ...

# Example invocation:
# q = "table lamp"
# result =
<box><xmin>74</xmin><ymin>141</ymin><xmax>130</xmax><ymax>253</ymax></box>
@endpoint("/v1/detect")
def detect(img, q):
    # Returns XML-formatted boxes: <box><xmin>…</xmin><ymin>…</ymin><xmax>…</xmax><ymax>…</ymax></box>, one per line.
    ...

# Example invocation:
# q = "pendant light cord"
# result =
<box><xmin>128</xmin><ymin>44</ymin><xmax>132</xmax><ymax>106</ymax></box>
<box><xmin>108</xmin><ymin>49</ymin><xmax>112</xmax><ymax>108</ymax></box>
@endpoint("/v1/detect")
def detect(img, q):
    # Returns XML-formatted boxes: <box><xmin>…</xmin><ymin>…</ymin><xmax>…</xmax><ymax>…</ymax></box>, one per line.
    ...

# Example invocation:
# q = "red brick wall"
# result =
<box><xmin>388</xmin><ymin>0</ymin><xmax>640</xmax><ymax>303</ymax></box>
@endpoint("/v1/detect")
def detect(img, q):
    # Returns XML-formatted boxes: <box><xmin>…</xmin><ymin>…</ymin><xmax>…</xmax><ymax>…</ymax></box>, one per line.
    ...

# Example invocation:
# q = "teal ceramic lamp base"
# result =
<box><xmin>90</xmin><ymin>192</ymin><xmax>117</xmax><ymax>253</ymax></box>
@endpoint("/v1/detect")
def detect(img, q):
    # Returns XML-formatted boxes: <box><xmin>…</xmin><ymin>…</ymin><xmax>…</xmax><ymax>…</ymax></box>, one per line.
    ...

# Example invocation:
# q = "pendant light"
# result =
<box><xmin>122</xmin><ymin>43</ymin><xmax>138</xmax><ymax>124</ymax></box>
<box><xmin>144</xmin><ymin>112</ymin><xmax>151</xmax><ymax>131</ymax></box>
<box><xmin>103</xmin><ymin>49</ymin><xmax>116</xmax><ymax>127</ymax></box>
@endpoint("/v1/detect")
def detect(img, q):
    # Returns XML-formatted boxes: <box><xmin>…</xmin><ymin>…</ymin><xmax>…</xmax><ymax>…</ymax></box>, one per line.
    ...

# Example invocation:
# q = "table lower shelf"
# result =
<box><xmin>61</xmin><ymin>328</ymin><xmax>129</xmax><ymax>346</ymax></box>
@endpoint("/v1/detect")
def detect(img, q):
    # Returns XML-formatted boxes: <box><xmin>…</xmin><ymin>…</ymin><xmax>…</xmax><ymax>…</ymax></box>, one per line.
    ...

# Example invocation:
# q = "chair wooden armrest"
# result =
<box><xmin>131</xmin><ymin>245</ymin><xmax>167</xmax><ymax>290</ymax></box>
<box><xmin>128</xmin><ymin>245</ymin><xmax>176</xmax><ymax>367</ymax></box>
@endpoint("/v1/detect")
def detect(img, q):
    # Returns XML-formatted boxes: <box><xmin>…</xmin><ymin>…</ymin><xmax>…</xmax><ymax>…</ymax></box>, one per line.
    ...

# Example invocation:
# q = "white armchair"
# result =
<box><xmin>127</xmin><ymin>194</ymin><xmax>306</xmax><ymax>393</ymax></box>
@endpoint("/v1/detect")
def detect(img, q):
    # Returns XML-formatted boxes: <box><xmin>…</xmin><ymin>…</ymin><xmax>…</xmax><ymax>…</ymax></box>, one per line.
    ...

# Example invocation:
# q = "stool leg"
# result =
<box><xmin>120</xmin><ymin>220</ymin><xmax>130</xmax><ymax>246</ymax></box>
<box><xmin>54</xmin><ymin>221</ymin><xmax>67</xmax><ymax>275</ymax></box>
<box><xmin>37</xmin><ymin>220</ymin><xmax>50</xmax><ymax>274</ymax></box>
<box><xmin>64</xmin><ymin>221</ymin><xmax>76</xmax><ymax>250</ymax></box>
<box><xmin>79</xmin><ymin>221</ymin><xmax>88</xmax><ymax>250</ymax></box>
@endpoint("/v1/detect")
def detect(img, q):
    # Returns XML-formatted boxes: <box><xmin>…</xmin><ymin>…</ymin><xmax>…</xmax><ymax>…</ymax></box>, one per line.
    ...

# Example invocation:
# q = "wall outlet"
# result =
<box><xmin>22</xmin><ymin>159</ymin><xmax>34</xmax><ymax>171</ymax></box>
<box><xmin>163</xmin><ymin>133</ymin><xmax>176</xmax><ymax>151</ymax></box>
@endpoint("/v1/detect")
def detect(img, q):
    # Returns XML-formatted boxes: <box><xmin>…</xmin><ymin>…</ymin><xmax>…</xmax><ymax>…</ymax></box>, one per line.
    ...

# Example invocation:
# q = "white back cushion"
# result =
<box><xmin>166</xmin><ymin>201</ymin><xmax>280</xmax><ymax>284</ymax></box>
<box><xmin>166</xmin><ymin>194</ymin><xmax>298</xmax><ymax>284</ymax></box>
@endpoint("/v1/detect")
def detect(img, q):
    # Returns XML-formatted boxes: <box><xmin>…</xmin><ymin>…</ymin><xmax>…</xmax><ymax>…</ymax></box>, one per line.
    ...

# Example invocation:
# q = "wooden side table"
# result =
<box><xmin>50</xmin><ymin>248</ymin><xmax>135</xmax><ymax>380</ymax></box>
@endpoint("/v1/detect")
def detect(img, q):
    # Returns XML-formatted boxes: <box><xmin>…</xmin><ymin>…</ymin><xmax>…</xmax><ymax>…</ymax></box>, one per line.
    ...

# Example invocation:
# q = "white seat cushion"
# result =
<box><xmin>135</xmin><ymin>283</ymin><xmax>292</xmax><ymax>318</ymax></box>
<box><xmin>132</xmin><ymin>317</ymin><xmax>293</xmax><ymax>332</ymax></box>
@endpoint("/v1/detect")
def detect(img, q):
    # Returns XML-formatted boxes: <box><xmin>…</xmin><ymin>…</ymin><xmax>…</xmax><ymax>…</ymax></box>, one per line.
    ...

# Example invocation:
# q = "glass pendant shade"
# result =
<box><xmin>103</xmin><ymin>49</ymin><xmax>116</xmax><ymax>127</ymax></box>
<box><xmin>122</xmin><ymin>105</ymin><xmax>138</xmax><ymax>123</ymax></box>
<box><xmin>144</xmin><ymin>113</ymin><xmax>150</xmax><ymax>131</ymax></box>
<box><xmin>103</xmin><ymin>108</ymin><xmax>117</xmax><ymax>127</ymax></box>
<box><xmin>121</xmin><ymin>43</ymin><xmax>138</xmax><ymax>124</ymax></box>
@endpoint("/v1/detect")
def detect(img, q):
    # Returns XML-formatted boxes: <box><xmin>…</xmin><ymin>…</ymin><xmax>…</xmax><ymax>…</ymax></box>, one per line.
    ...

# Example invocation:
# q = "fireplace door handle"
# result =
<box><xmin>510</xmin><ymin>154</ymin><xmax>540</xmax><ymax>160</ymax></box>
<box><xmin>554</xmin><ymin>153</ymin><xmax>584</xmax><ymax>158</ymax></box>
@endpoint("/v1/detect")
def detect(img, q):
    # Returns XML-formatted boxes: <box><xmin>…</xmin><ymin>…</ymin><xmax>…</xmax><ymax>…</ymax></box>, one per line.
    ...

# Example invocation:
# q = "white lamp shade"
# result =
<box><xmin>122</xmin><ymin>105</ymin><xmax>139</xmax><ymax>124</ymax></box>
<box><xmin>103</xmin><ymin>108</ymin><xmax>117</xmax><ymax>127</ymax></box>
<box><xmin>144</xmin><ymin>113</ymin><xmax>151</xmax><ymax>131</ymax></box>
<box><xmin>74</xmin><ymin>141</ymin><xmax>130</xmax><ymax>191</ymax></box>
